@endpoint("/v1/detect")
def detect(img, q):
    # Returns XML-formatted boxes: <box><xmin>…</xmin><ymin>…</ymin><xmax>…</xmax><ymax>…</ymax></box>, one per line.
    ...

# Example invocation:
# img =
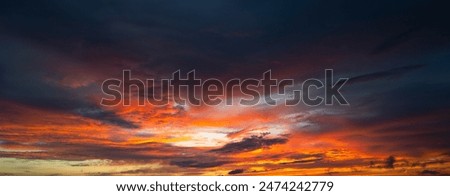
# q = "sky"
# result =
<box><xmin>0</xmin><ymin>0</ymin><xmax>449</xmax><ymax>175</ymax></box>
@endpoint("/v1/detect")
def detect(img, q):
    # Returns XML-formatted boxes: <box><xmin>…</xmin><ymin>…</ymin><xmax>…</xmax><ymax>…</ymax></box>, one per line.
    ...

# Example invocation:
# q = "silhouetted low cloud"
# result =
<box><xmin>228</xmin><ymin>169</ymin><xmax>244</xmax><ymax>175</ymax></box>
<box><xmin>170</xmin><ymin>159</ymin><xmax>229</xmax><ymax>168</ymax></box>
<box><xmin>371</xmin><ymin>28</ymin><xmax>419</xmax><ymax>54</ymax></box>
<box><xmin>211</xmin><ymin>135</ymin><xmax>288</xmax><ymax>154</ymax></box>
<box><xmin>0</xmin><ymin>55</ymin><xmax>138</xmax><ymax>129</ymax></box>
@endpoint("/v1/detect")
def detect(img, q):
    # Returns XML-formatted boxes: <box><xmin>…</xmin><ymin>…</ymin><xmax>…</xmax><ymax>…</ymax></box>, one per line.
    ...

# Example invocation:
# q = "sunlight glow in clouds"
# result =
<box><xmin>0</xmin><ymin>0</ymin><xmax>449</xmax><ymax>176</ymax></box>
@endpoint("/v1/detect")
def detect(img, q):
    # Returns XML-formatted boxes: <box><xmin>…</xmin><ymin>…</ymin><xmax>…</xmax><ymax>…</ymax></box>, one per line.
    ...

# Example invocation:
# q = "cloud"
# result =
<box><xmin>74</xmin><ymin>107</ymin><xmax>138</xmax><ymax>129</ymax></box>
<box><xmin>170</xmin><ymin>158</ymin><xmax>230</xmax><ymax>168</ymax></box>
<box><xmin>344</xmin><ymin>64</ymin><xmax>425</xmax><ymax>85</ymax></box>
<box><xmin>227</xmin><ymin>128</ymin><xmax>252</xmax><ymax>139</ymax></box>
<box><xmin>228</xmin><ymin>169</ymin><xmax>244</xmax><ymax>175</ymax></box>
<box><xmin>211</xmin><ymin>134</ymin><xmax>288</xmax><ymax>154</ymax></box>
<box><xmin>385</xmin><ymin>156</ymin><xmax>396</xmax><ymax>168</ymax></box>
<box><xmin>280</xmin><ymin>153</ymin><xmax>324</xmax><ymax>165</ymax></box>
<box><xmin>371</xmin><ymin>28</ymin><xmax>419</xmax><ymax>54</ymax></box>
<box><xmin>0</xmin><ymin>39</ymin><xmax>139</xmax><ymax>129</ymax></box>
<box><xmin>1</xmin><ymin>0</ymin><xmax>450</xmax><ymax>176</ymax></box>
<box><xmin>419</xmin><ymin>170</ymin><xmax>441</xmax><ymax>176</ymax></box>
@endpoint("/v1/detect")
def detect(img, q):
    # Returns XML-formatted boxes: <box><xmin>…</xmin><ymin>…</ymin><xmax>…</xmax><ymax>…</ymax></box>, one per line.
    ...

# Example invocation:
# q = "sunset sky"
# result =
<box><xmin>0</xmin><ymin>0</ymin><xmax>449</xmax><ymax>175</ymax></box>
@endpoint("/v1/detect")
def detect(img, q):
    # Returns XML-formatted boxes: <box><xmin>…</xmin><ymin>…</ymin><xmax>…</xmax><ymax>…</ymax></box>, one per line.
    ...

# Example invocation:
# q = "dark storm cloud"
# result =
<box><xmin>211</xmin><ymin>135</ymin><xmax>288</xmax><ymax>154</ymax></box>
<box><xmin>74</xmin><ymin>107</ymin><xmax>138</xmax><ymax>129</ymax></box>
<box><xmin>0</xmin><ymin>0</ymin><xmax>450</xmax><ymax>175</ymax></box>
